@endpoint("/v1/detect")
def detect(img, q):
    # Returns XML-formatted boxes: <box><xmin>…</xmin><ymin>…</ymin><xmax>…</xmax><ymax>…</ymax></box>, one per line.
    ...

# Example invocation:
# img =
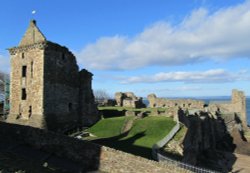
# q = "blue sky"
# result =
<box><xmin>1</xmin><ymin>0</ymin><xmax>250</xmax><ymax>98</ymax></box>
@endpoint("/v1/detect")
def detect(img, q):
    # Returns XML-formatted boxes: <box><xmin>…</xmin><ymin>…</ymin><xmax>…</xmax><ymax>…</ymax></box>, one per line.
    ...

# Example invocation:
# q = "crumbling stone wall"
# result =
<box><xmin>232</xmin><ymin>90</ymin><xmax>247</xmax><ymax>128</ymax></box>
<box><xmin>7</xmin><ymin>20</ymin><xmax>99</xmax><ymax>131</ymax></box>
<box><xmin>43</xmin><ymin>42</ymin><xmax>80</xmax><ymax>131</ymax></box>
<box><xmin>0</xmin><ymin>122</ymin><xmax>179</xmax><ymax>173</ymax></box>
<box><xmin>79</xmin><ymin>69</ymin><xmax>99</xmax><ymax>126</ymax></box>
<box><xmin>177</xmin><ymin>109</ymin><xmax>237</xmax><ymax>171</ymax></box>
<box><xmin>115</xmin><ymin>92</ymin><xmax>145</xmax><ymax>108</ymax></box>
<box><xmin>208</xmin><ymin>89</ymin><xmax>247</xmax><ymax>128</ymax></box>
<box><xmin>148</xmin><ymin>90</ymin><xmax>248</xmax><ymax>128</ymax></box>
<box><xmin>147</xmin><ymin>94</ymin><xmax>204</xmax><ymax>109</ymax></box>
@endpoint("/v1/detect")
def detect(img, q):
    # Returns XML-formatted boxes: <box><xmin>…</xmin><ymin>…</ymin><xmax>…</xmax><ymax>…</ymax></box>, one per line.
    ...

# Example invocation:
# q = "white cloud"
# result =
<box><xmin>173</xmin><ymin>86</ymin><xmax>203</xmax><ymax>92</ymax></box>
<box><xmin>119</xmin><ymin>69</ymin><xmax>248</xmax><ymax>84</ymax></box>
<box><xmin>77</xmin><ymin>1</ymin><xmax>250</xmax><ymax>70</ymax></box>
<box><xmin>135</xmin><ymin>86</ymin><xmax>204</xmax><ymax>95</ymax></box>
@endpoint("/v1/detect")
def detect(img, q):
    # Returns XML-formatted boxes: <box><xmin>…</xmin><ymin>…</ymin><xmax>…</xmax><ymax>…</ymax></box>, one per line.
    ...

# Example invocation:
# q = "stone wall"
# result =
<box><xmin>147</xmin><ymin>94</ymin><xmax>204</xmax><ymax>109</ymax></box>
<box><xmin>99</xmin><ymin>146</ymin><xmax>184</xmax><ymax>173</ymax></box>
<box><xmin>79</xmin><ymin>69</ymin><xmax>99</xmax><ymax>126</ymax></box>
<box><xmin>7</xmin><ymin>20</ymin><xmax>100</xmax><ymax>132</ymax></box>
<box><xmin>177</xmin><ymin>109</ymin><xmax>237</xmax><ymax>172</ymax></box>
<box><xmin>115</xmin><ymin>92</ymin><xmax>145</xmax><ymax>108</ymax></box>
<box><xmin>8</xmin><ymin>45</ymin><xmax>44</xmax><ymax>126</ymax></box>
<box><xmin>208</xmin><ymin>89</ymin><xmax>247</xmax><ymax>128</ymax></box>
<box><xmin>148</xmin><ymin>90</ymin><xmax>248</xmax><ymax>128</ymax></box>
<box><xmin>0</xmin><ymin>122</ymin><xmax>180</xmax><ymax>173</ymax></box>
<box><xmin>232</xmin><ymin>90</ymin><xmax>247</xmax><ymax>128</ymax></box>
<box><xmin>43</xmin><ymin>42</ymin><xmax>81</xmax><ymax>131</ymax></box>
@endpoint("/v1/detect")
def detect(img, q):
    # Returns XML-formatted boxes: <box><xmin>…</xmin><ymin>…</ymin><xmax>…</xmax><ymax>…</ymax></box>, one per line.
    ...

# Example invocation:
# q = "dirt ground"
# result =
<box><xmin>230</xmin><ymin>128</ymin><xmax>250</xmax><ymax>173</ymax></box>
<box><xmin>232</xmin><ymin>153</ymin><xmax>250</xmax><ymax>173</ymax></box>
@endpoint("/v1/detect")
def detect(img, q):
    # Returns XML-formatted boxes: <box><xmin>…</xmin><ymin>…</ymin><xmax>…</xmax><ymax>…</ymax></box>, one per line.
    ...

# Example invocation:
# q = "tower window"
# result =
<box><xmin>22</xmin><ymin>66</ymin><xmax>27</xmax><ymax>77</ymax></box>
<box><xmin>68</xmin><ymin>103</ymin><xmax>72</xmax><ymax>111</ymax></box>
<box><xmin>22</xmin><ymin>53</ymin><xmax>25</xmax><ymax>59</ymax></box>
<box><xmin>21</xmin><ymin>88</ymin><xmax>27</xmax><ymax>100</ymax></box>
<box><xmin>62</xmin><ymin>53</ymin><xmax>65</xmax><ymax>61</ymax></box>
<box><xmin>31</xmin><ymin>61</ymin><xmax>33</xmax><ymax>78</ymax></box>
<box><xmin>29</xmin><ymin>106</ymin><xmax>32</xmax><ymax>118</ymax></box>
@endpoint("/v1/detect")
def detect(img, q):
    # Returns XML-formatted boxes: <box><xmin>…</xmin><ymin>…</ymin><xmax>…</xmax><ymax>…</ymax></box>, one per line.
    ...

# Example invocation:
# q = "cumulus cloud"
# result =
<box><xmin>138</xmin><ymin>86</ymin><xmax>203</xmax><ymax>93</ymax></box>
<box><xmin>77</xmin><ymin>1</ymin><xmax>250</xmax><ymax>70</ymax></box>
<box><xmin>120</xmin><ymin>69</ymin><xmax>249</xmax><ymax>84</ymax></box>
<box><xmin>170</xmin><ymin>86</ymin><xmax>203</xmax><ymax>92</ymax></box>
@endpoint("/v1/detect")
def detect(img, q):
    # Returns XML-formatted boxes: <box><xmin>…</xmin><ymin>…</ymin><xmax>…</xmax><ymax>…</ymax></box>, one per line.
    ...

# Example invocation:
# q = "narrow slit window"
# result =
<box><xmin>68</xmin><ymin>103</ymin><xmax>72</xmax><ymax>112</ymax></box>
<box><xmin>29</xmin><ymin>106</ymin><xmax>32</xmax><ymax>118</ymax></box>
<box><xmin>22</xmin><ymin>66</ymin><xmax>27</xmax><ymax>77</ymax></box>
<box><xmin>22</xmin><ymin>53</ymin><xmax>25</xmax><ymax>59</ymax></box>
<box><xmin>21</xmin><ymin>88</ymin><xmax>27</xmax><ymax>100</ymax></box>
<box><xmin>31</xmin><ymin>62</ymin><xmax>33</xmax><ymax>78</ymax></box>
<box><xmin>62</xmin><ymin>53</ymin><xmax>65</xmax><ymax>60</ymax></box>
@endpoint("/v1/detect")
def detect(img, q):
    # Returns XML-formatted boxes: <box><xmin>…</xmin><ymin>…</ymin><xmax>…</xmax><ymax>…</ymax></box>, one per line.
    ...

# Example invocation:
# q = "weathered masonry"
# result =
<box><xmin>7</xmin><ymin>20</ymin><xmax>99</xmax><ymax>132</ymax></box>
<box><xmin>115</xmin><ymin>92</ymin><xmax>145</xmax><ymax>108</ymax></box>
<box><xmin>148</xmin><ymin>89</ymin><xmax>248</xmax><ymax>129</ymax></box>
<box><xmin>147</xmin><ymin>94</ymin><xmax>204</xmax><ymax>109</ymax></box>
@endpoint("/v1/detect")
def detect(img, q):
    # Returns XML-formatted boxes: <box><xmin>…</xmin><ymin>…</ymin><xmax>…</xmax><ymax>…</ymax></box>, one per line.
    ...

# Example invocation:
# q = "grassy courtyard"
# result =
<box><xmin>87</xmin><ymin>116</ymin><xmax>134</xmax><ymax>138</ymax></box>
<box><xmin>86</xmin><ymin>116</ymin><xmax>176</xmax><ymax>159</ymax></box>
<box><xmin>98</xmin><ymin>106</ymin><xmax>167</xmax><ymax>112</ymax></box>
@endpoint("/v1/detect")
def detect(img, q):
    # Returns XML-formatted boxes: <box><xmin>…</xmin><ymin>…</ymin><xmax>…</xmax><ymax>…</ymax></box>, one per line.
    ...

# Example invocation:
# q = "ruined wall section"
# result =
<box><xmin>7</xmin><ymin>44</ymin><xmax>45</xmax><ymax>128</ymax></box>
<box><xmin>115</xmin><ymin>92</ymin><xmax>123</xmax><ymax>106</ymax></box>
<box><xmin>208</xmin><ymin>103</ymin><xmax>232</xmax><ymax>113</ymax></box>
<box><xmin>148</xmin><ymin>94</ymin><xmax>204</xmax><ymax>109</ymax></box>
<box><xmin>209</xmin><ymin>89</ymin><xmax>247</xmax><ymax>128</ymax></box>
<box><xmin>115</xmin><ymin>92</ymin><xmax>145</xmax><ymax>108</ymax></box>
<box><xmin>79</xmin><ymin>69</ymin><xmax>99</xmax><ymax>126</ymax></box>
<box><xmin>232</xmin><ymin>90</ymin><xmax>247</xmax><ymax>128</ymax></box>
<box><xmin>0</xmin><ymin>122</ymin><xmax>177</xmax><ymax>173</ymax></box>
<box><xmin>43</xmin><ymin>42</ymin><xmax>80</xmax><ymax>131</ymax></box>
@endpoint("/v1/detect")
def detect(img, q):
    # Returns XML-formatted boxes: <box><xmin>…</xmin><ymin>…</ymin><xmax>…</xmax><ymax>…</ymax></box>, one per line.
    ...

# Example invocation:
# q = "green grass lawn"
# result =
<box><xmin>87</xmin><ymin>116</ymin><xmax>133</xmax><ymax>138</ymax></box>
<box><xmin>123</xmin><ymin>116</ymin><xmax>176</xmax><ymax>148</ymax></box>
<box><xmin>86</xmin><ymin>116</ymin><xmax>176</xmax><ymax>159</ymax></box>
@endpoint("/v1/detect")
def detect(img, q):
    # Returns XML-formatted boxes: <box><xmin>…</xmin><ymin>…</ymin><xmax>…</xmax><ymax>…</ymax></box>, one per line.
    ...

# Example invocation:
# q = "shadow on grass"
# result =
<box><xmin>92</xmin><ymin>131</ymin><xmax>154</xmax><ymax>159</ymax></box>
<box><xmin>100</xmin><ymin>110</ymin><xmax>126</xmax><ymax>118</ymax></box>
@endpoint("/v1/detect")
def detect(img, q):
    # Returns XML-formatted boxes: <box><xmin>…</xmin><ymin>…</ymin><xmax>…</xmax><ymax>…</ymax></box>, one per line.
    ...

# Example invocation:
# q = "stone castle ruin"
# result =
<box><xmin>148</xmin><ymin>94</ymin><xmax>204</xmax><ymax>109</ymax></box>
<box><xmin>148</xmin><ymin>89</ymin><xmax>248</xmax><ymax>128</ymax></box>
<box><xmin>6</xmin><ymin>20</ymin><xmax>99</xmax><ymax>132</ymax></box>
<box><xmin>209</xmin><ymin>89</ymin><xmax>247</xmax><ymax>128</ymax></box>
<box><xmin>115</xmin><ymin>92</ymin><xmax>145</xmax><ymax>108</ymax></box>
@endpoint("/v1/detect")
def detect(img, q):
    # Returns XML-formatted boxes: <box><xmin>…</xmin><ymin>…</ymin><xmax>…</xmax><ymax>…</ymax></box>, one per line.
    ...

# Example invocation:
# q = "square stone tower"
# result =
<box><xmin>7</xmin><ymin>20</ymin><xmax>99</xmax><ymax>132</ymax></box>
